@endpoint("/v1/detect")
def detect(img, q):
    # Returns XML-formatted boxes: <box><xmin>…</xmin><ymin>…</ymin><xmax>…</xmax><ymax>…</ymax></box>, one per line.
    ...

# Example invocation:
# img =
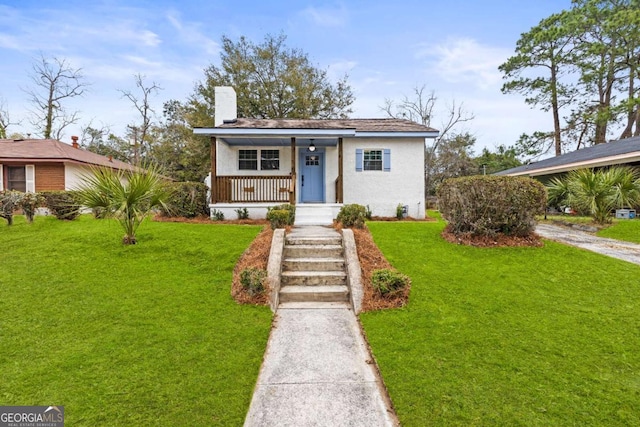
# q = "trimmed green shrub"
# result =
<box><xmin>235</xmin><ymin>207</ymin><xmax>249</xmax><ymax>220</ymax></box>
<box><xmin>396</xmin><ymin>203</ymin><xmax>404</xmax><ymax>220</ymax></box>
<box><xmin>266</xmin><ymin>204</ymin><xmax>295</xmax><ymax>229</ymax></box>
<box><xmin>437</xmin><ymin>175</ymin><xmax>546</xmax><ymax>237</ymax></box>
<box><xmin>0</xmin><ymin>190</ymin><xmax>23</xmax><ymax>226</ymax></box>
<box><xmin>337</xmin><ymin>204</ymin><xmax>367</xmax><ymax>228</ymax></box>
<box><xmin>267</xmin><ymin>209</ymin><xmax>290</xmax><ymax>229</ymax></box>
<box><xmin>211</xmin><ymin>209</ymin><xmax>225</xmax><ymax>221</ymax></box>
<box><xmin>160</xmin><ymin>182</ymin><xmax>208</xmax><ymax>218</ymax></box>
<box><xmin>240</xmin><ymin>268</ymin><xmax>266</xmax><ymax>296</ymax></box>
<box><xmin>371</xmin><ymin>269</ymin><xmax>410</xmax><ymax>296</ymax></box>
<box><xmin>42</xmin><ymin>191</ymin><xmax>81</xmax><ymax>220</ymax></box>
<box><xmin>19</xmin><ymin>192</ymin><xmax>45</xmax><ymax>223</ymax></box>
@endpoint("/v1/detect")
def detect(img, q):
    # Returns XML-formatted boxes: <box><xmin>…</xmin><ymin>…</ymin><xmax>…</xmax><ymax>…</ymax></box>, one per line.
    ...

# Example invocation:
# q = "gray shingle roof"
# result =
<box><xmin>216</xmin><ymin>118</ymin><xmax>438</xmax><ymax>133</ymax></box>
<box><xmin>497</xmin><ymin>135</ymin><xmax>640</xmax><ymax>176</ymax></box>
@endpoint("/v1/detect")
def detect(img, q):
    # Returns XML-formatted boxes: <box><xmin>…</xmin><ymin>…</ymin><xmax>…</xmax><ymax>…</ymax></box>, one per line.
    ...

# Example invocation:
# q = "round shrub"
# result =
<box><xmin>0</xmin><ymin>190</ymin><xmax>23</xmax><ymax>225</ymax></box>
<box><xmin>19</xmin><ymin>192</ymin><xmax>45</xmax><ymax>223</ymax></box>
<box><xmin>337</xmin><ymin>204</ymin><xmax>367</xmax><ymax>228</ymax></box>
<box><xmin>160</xmin><ymin>182</ymin><xmax>208</xmax><ymax>218</ymax></box>
<box><xmin>42</xmin><ymin>191</ymin><xmax>81</xmax><ymax>220</ymax></box>
<box><xmin>371</xmin><ymin>269</ymin><xmax>410</xmax><ymax>296</ymax></box>
<box><xmin>240</xmin><ymin>268</ymin><xmax>266</xmax><ymax>296</ymax></box>
<box><xmin>437</xmin><ymin>175</ymin><xmax>547</xmax><ymax>237</ymax></box>
<box><xmin>266</xmin><ymin>204</ymin><xmax>295</xmax><ymax>229</ymax></box>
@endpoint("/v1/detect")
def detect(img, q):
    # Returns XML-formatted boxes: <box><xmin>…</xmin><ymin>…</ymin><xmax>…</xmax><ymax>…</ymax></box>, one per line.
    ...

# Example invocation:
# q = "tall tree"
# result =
<box><xmin>191</xmin><ymin>33</ymin><xmax>354</xmax><ymax>120</ymax></box>
<box><xmin>499</xmin><ymin>10</ymin><xmax>578</xmax><ymax>156</ymax></box>
<box><xmin>119</xmin><ymin>74</ymin><xmax>162</xmax><ymax>165</ymax></box>
<box><xmin>24</xmin><ymin>55</ymin><xmax>89</xmax><ymax>139</ymax></box>
<box><xmin>429</xmin><ymin>133</ymin><xmax>478</xmax><ymax>194</ymax></box>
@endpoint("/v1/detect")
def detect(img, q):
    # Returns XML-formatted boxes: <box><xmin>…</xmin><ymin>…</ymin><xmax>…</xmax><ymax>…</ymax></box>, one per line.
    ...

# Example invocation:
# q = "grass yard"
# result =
<box><xmin>361</xmin><ymin>221</ymin><xmax>640</xmax><ymax>426</ymax></box>
<box><xmin>597</xmin><ymin>219</ymin><xmax>640</xmax><ymax>244</ymax></box>
<box><xmin>0</xmin><ymin>216</ymin><xmax>272</xmax><ymax>426</ymax></box>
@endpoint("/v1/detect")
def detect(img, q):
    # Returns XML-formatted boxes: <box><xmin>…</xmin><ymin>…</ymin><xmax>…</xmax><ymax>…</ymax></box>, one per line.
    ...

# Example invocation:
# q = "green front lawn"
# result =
<box><xmin>597</xmin><ymin>219</ymin><xmax>640</xmax><ymax>243</ymax></box>
<box><xmin>0</xmin><ymin>216</ymin><xmax>272</xmax><ymax>426</ymax></box>
<box><xmin>362</xmin><ymin>221</ymin><xmax>640</xmax><ymax>426</ymax></box>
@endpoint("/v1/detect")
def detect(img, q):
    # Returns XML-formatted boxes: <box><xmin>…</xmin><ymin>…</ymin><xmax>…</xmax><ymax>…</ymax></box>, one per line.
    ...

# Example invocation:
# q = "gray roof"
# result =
<box><xmin>215</xmin><ymin>118</ymin><xmax>438</xmax><ymax>133</ymax></box>
<box><xmin>497</xmin><ymin>136</ymin><xmax>640</xmax><ymax>176</ymax></box>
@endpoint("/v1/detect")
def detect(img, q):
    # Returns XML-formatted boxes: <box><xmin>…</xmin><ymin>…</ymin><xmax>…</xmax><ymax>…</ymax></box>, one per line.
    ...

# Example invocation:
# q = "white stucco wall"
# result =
<box><xmin>64</xmin><ymin>163</ymin><xmax>90</xmax><ymax>190</ymax></box>
<box><xmin>343</xmin><ymin>138</ymin><xmax>426</xmax><ymax>218</ymax></box>
<box><xmin>211</xmin><ymin>137</ymin><xmax>426</xmax><ymax>218</ymax></box>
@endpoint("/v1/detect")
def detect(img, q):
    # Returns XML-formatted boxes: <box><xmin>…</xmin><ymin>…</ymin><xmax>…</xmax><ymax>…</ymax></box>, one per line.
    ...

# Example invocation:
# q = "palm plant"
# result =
<box><xmin>76</xmin><ymin>165</ymin><xmax>171</xmax><ymax>244</ymax></box>
<box><xmin>547</xmin><ymin>166</ymin><xmax>640</xmax><ymax>224</ymax></box>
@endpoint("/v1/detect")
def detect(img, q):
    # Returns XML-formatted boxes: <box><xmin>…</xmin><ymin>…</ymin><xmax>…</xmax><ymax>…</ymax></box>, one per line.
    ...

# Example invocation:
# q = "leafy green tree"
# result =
<box><xmin>474</xmin><ymin>145</ymin><xmax>522</xmax><ymax>174</ymax></box>
<box><xmin>547</xmin><ymin>166</ymin><xmax>640</xmax><ymax>223</ymax></box>
<box><xmin>428</xmin><ymin>133</ymin><xmax>478</xmax><ymax>195</ymax></box>
<box><xmin>499</xmin><ymin>10</ymin><xmax>578</xmax><ymax>156</ymax></box>
<box><xmin>76</xmin><ymin>165</ymin><xmax>171</xmax><ymax>244</ymax></box>
<box><xmin>190</xmin><ymin>33</ymin><xmax>354</xmax><ymax>120</ymax></box>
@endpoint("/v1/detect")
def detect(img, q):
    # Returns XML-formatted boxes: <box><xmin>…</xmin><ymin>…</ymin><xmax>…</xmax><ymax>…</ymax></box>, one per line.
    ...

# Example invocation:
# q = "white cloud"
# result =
<box><xmin>300</xmin><ymin>4</ymin><xmax>349</xmax><ymax>27</ymax></box>
<box><xmin>418</xmin><ymin>37</ymin><xmax>511</xmax><ymax>90</ymax></box>
<box><xmin>166</xmin><ymin>10</ymin><xmax>220</xmax><ymax>55</ymax></box>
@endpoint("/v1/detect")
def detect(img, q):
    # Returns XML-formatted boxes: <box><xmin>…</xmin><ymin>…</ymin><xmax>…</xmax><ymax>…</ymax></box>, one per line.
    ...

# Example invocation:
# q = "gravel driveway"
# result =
<box><xmin>536</xmin><ymin>223</ymin><xmax>640</xmax><ymax>266</ymax></box>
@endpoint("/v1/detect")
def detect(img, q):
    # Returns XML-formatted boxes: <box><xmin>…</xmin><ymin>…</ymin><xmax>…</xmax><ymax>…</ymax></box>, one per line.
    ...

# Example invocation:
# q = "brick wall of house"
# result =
<box><xmin>35</xmin><ymin>163</ymin><xmax>65</xmax><ymax>191</ymax></box>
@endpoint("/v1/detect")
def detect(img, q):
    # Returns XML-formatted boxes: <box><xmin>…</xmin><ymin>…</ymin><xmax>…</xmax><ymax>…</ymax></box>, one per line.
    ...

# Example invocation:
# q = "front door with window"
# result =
<box><xmin>299</xmin><ymin>152</ymin><xmax>324</xmax><ymax>203</ymax></box>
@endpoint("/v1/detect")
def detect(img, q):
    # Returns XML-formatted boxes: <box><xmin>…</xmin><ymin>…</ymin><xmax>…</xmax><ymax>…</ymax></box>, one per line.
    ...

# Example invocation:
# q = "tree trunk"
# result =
<box><xmin>550</xmin><ymin>58</ymin><xmax>562</xmax><ymax>156</ymax></box>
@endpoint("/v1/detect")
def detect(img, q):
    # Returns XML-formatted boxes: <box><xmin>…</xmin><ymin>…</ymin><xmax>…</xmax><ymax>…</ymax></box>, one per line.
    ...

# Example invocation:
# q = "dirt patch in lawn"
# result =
<box><xmin>441</xmin><ymin>224</ymin><xmax>544</xmax><ymax>247</ymax></box>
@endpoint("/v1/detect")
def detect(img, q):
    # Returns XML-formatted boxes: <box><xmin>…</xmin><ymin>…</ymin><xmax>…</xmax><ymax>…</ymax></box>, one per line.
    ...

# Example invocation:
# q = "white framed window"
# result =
<box><xmin>363</xmin><ymin>150</ymin><xmax>382</xmax><ymax>171</ymax></box>
<box><xmin>355</xmin><ymin>149</ymin><xmax>391</xmax><ymax>172</ymax></box>
<box><xmin>239</xmin><ymin>150</ymin><xmax>258</xmax><ymax>170</ymax></box>
<box><xmin>261</xmin><ymin>150</ymin><xmax>280</xmax><ymax>170</ymax></box>
<box><xmin>7</xmin><ymin>166</ymin><xmax>27</xmax><ymax>192</ymax></box>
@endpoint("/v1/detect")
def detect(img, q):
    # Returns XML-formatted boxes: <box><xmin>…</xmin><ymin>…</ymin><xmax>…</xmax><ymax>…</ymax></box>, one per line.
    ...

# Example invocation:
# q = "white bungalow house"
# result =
<box><xmin>195</xmin><ymin>87</ymin><xmax>439</xmax><ymax>224</ymax></box>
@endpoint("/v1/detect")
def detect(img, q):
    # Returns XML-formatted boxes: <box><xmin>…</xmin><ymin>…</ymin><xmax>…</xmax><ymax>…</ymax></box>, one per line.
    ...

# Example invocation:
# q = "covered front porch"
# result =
<box><xmin>196</xmin><ymin>126</ymin><xmax>353</xmax><ymax>223</ymax></box>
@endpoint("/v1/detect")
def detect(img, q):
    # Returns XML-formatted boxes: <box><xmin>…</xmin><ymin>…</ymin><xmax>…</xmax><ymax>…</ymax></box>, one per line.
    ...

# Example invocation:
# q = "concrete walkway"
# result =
<box><xmin>536</xmin><ymin>223</ymin><xmax>640</xmax><ymax>265</ymax></box>
<box><xmin>244</xmin><ymin>305</ymin><xmax>396</xmax><ymax>426</ymax></box>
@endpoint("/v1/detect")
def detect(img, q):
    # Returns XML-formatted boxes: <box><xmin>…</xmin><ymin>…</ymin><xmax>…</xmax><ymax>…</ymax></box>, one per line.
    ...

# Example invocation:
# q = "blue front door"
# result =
<box><xmin>300</xmin><ymin>151</ymin><xmax>324</xmax><ymax>202</ymax></box>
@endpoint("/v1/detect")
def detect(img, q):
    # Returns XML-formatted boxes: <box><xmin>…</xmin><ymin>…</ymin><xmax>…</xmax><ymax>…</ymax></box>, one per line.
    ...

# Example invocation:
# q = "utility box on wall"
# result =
<box><xmin>615</xmin><ymin>209</ymin><xmax>636</xmax><ymax>219</ymax></box>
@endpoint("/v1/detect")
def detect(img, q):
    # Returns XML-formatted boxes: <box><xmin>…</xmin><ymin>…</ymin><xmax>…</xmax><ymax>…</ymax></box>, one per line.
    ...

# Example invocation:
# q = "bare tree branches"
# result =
<box><xmin>0</xmin><ymin>97</ymin><xmax>20</xmax><ymax>139</ymax></box>
<box><xmin>24</xmin><ymin>54</ymin><xmax>89</xmax><ymax>139</ymax></box>
<box><xmin>119</xmin><ymin>74</ymin><xmax>162</xmax><ymax>165</ymax></box>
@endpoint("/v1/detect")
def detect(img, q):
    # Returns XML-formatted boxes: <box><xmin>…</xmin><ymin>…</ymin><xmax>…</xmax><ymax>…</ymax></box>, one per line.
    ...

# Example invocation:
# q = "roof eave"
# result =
<box><xmin>504</xmin><ymin>151</ymin><xmax>640</xmax><ymax>177</ymax></box>
<box><xmin>194</xmin><ymin>127</ymin><xmax>356</xmax><ymax>138</ymax></box>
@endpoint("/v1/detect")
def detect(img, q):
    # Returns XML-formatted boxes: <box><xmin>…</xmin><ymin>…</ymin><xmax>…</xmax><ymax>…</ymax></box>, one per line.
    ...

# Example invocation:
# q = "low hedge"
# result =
<box><xmin>42</xmin><ymin>191</ymin><xmax>81</xmax><ymax>220</ymax></box>
<box><xmin>337</xmin><ymin>204</ymin><xmax>367</xmax><ymax>228</ymax></box>
<box><xmin>437</xmin><ymin>175</ymin><xmax>546</xmax><ymax>236</ymax></box>
<box><xmin>160</xmin><ymin>182</ymin><xmax>208</xmax><ymax>218</ymax></box>
<box><xmin>266</xmin><ymin>204</ymin><xmax>295</xmax><ymax>229</ymax></box>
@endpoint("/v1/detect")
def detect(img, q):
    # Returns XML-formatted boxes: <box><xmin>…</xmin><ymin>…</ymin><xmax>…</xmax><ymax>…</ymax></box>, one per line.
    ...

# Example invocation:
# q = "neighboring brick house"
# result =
<box><xmin>0</xmin><ymin>137</ymin><xmax>135</xmax><ymax>192</ymax></box>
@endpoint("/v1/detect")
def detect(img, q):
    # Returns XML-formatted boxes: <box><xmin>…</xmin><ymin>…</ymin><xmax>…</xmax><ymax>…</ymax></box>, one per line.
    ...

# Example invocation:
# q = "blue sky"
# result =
<box><xmin>0</xmin><ymin>0</ymin><xmax>572</xmax><ymax>152</ymax></box>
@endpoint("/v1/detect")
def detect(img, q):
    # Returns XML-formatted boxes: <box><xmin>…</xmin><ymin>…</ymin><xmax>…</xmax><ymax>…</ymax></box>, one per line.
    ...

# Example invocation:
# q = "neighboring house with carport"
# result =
<box><xmin>0</xmin><ymin>136</ymin><xmax>136</xmax><ymax>193</ymax></box>
<box><xmin>195</xmin><ymin>87</ymin><xmax>439</xmax><ymax>224</ymax></box>
<box><xmin>497</xmin><ymin>135</ymin><xmax>640</xmax><ymax>181</ymax></box>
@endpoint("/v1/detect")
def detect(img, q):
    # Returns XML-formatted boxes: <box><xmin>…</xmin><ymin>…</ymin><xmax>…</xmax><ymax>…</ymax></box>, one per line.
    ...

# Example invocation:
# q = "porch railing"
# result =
<box><xmin>213</xmin><ymin>175</ymin><xmax>292</xmax><ymax>203</ymax></box>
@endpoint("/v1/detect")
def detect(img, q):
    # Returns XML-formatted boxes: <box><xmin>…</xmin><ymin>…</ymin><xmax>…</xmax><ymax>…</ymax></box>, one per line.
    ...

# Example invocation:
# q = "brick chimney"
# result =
<box><xmin>71</xmin><ymin>135</ymin><xmax>79</xmax><ymax>149</ymax></box>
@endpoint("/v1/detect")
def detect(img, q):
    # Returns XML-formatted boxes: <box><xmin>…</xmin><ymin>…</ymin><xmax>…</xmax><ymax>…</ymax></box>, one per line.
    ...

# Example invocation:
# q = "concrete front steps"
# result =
<box><xmin>293</xmin><ymin>204</ymin><xmax>338</xmax><ymax>226</ymax></box>
<box><xmin>279</xmin><ymin>226</ymin><xmax>350</xmax><ymax>305</ymax></box>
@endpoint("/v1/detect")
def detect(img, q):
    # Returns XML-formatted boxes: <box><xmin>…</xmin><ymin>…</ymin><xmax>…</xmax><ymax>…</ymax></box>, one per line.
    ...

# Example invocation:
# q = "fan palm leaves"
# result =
<box><xmin>76</xmin><ymin>165</ymin><xmax>171</xmax><ymax>244</ymax></box>
<box><xmin>546</xmin><ymin>166</ymin><xmax>640</xmax><ymax>224</ymax></box>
